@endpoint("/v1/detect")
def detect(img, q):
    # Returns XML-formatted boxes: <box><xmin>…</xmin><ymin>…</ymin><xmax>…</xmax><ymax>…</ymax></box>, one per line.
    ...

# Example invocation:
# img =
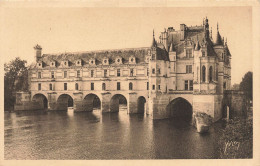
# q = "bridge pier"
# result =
<box><xmin>128</xmin><ymin>93</ymin><xmax>137</xmax><ymax>113</ymax></box>
<box><xmin>101</xmin><ymin>93</ymin><xmax>111</xmax><ymax>113</ymax></box>
<box><xmin>193</xmin><ymin>94</ymin><xmax>223</xmax><ymax>122</ymax></box>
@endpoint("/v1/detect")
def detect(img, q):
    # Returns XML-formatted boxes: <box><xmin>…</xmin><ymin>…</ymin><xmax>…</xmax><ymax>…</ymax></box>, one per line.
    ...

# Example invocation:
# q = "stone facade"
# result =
<box><xmin>16</xmin><ymin>18</ymin><xmax>232</xmax><ymax>121</ymax></box>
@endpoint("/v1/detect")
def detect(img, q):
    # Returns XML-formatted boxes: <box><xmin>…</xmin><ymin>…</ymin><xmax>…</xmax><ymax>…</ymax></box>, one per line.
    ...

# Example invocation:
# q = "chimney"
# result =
<box><xmin>34</xmin><ymin>44</ymin><xmax>42</xmax><ymax>62</ymax></box>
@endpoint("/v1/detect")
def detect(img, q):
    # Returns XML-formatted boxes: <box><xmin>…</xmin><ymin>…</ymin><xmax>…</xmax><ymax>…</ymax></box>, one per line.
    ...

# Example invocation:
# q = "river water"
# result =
<box><xmin>4</xmin><ymin>109</ymin><xmax>225</xmax><ymax>159</ymax></box>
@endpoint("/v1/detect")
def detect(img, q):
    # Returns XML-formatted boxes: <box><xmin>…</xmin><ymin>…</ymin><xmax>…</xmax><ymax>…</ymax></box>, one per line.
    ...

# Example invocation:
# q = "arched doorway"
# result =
<box><xmin>84</xmin><ymin>94</ymin><xmax>101</xmax><ymax>112</ymax></box>
<box><xmin>166</xmin><ymin>97</ymin><xmax>193</xmax><ymax>122</ymax></box>
<box><xmin>57</xmin><ymin>94</ymin><xmax>74</xmax><ymax>111</ymax></box>
<box><xmin>137</xmin><ymin>96</ymin><xmax>146</xmax><ymax>114</ymax></box>
<box><xmin>110</xmin><ymin>94</ymin><xmax>127</xmax><ymax>112</ymax></box>
<box><xmin>32</xmin><ymin>94</ymin><xmax>48</xmax><ymax>110</ymax></box>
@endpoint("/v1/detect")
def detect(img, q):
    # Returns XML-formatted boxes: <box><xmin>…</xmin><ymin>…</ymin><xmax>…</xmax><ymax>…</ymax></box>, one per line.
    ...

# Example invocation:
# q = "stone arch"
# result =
<box><xmin>137</xmin><ymin>96</ymin><xmax>146</xmax><ymax>114</ymax></box>
<box><xmin>57</xmin><ymin>94</ymin><xmax>74</xmax><ymax>111</ymax></box>
<box><xmin>83</xmin><ymin>93</ymin><xmax>101</xmax><ymax>112</ymax></box>
<box><xmin>166</xmin><ymin>97</ymin><xmax>193</xmax><ymax>122</ymax></box>
<box><xmin>32</xmin><ymin>93</ymin><xmax>48</xmax><ymax>110</ymax></box>
<box><xmin>110</xmin><ymin>94</ymin><xmax>127</xmax><ymax>112</ymax></box>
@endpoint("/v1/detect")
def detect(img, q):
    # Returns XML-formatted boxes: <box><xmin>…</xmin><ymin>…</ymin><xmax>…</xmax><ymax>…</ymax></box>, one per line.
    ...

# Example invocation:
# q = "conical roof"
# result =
<box><xmin>169</xmin><ymin>42</ymin><xmax>176</xmax><ymax>52</ymax></box>
<box><xmin>214</xmin><ymin>31</ymin><xmax>223</xmax><ymax>45</ymax></box>
<box><xmin>151</xmin><ymin>38</ymin><xmax>157</xmax><ymax>47</ymax></box>
<box><xmin>151</xmin><ymin>30</ymin><xmax>157</xmax><ymax>48</ymax></box>
<box><xmin>195</xmin><ymin>41</ymin><xmax>201</xmax><ymax>50</ymax></box>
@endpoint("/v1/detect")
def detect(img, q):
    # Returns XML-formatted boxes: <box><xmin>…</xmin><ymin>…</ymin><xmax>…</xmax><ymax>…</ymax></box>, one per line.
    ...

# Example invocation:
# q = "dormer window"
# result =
<box><xmin>103</xmin><ymin>58</ymin><xmax>109</xmax><ymax>65</ymax></box>
<box><xmin>202</xmin><ymin>51</ymin><xmax>206</xmax><ymax>57</ymax></box>
<box><xmin>145</xmin><ymin>56</ymin><xmax>150</xmax><ymax>63</ymax></box>
<box><xmin>62</xmin><ymin>60</ymin><xmax>69</xmax><ymax>67</ymax></box>
<box><xmin>76</xmin><ymin>59</ymin><xmax>82</xmax><ymax>66</ymax></box>
<box><xmin>186</xmin><ymin>49</ymin><xmax>192</xmax><ymax>58</ymax></box>
<box><xmin>50</xmin><ymin>61</ymin><xmax>56</xmax><ymax>67</ymax></box>
<box><xmin>116</xmin><ymin>57</ymin><xmax>122</xmax><ymax>64</ymax></box>
<box><xmin>89</xmin><ymin>58</ymin><xmax>96</xmax><ymax>65</ymax></box>
<box><xmin>129</xmin><ymin>56</ymin><xmax>136</xmax><ymax>64</ymax></box>
<box><xmin>37</xmin><ymin>62</ymin><xmax>43</xmax><ymax>68</ymax></box>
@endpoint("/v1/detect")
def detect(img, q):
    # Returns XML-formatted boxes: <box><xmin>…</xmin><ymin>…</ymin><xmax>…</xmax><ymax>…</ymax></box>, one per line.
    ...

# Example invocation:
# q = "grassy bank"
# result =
<box><xmin>218</xmin><ymin>108</ymin><xmax>253</xmax><ymax>158</ymax></box>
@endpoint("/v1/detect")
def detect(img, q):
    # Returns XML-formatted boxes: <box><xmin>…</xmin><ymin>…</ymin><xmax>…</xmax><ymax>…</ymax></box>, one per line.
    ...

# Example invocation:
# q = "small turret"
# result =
<box><xmin>34</xmin><ymin>44</ymin><xmax>42</xmax><ymax>62</ymax></box>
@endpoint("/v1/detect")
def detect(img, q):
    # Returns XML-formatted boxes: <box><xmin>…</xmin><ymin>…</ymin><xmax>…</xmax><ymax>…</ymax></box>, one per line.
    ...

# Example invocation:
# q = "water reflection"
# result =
<box><xmin>5</xmin><ymin>110</ymin><xmax>223</xmax><ymax>159</ymax></box>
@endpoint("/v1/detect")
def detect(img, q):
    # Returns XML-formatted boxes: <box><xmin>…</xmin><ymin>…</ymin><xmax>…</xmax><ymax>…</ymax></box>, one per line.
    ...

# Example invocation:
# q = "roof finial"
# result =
<box><xmin>210</xmin><ymin>27</ymin><xmax>212</xmax><ymax>38</ymax></box>
<box><xmin>217</xmin><ymin>22</ymin><xmax>219</xmax><ymax>31</ymax></box>
<box><xmin>153</xmin><ymin>29</ymin><xmax>154</xmax><ymax>38</ymax></box>
<box><xmin>225</xmin><ymin>37</ymin><xmax>227</xmax><ymax>45</ymax></box>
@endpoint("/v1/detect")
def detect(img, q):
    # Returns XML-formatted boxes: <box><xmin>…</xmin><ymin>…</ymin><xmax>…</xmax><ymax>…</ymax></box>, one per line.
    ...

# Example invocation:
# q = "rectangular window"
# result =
<box><xmin>91</xmin><ymin>83</ymin><xmax>94</xmax><ymax>90</ymax></box>
<box><xmin>38</xmin><ymin>83</ymin><xmax>41</xmax><ymax>90</ymax></box>
<box><xmin>158</xmin><ymin>85</ymin><xmax>161</xmax><ymax>90</ymax></box>
<box><xmin>49</xmin><ymin>84</ymin><xmax>52</xmax><ymax>90</ymax></box>
<box><xmin>77</xmin><ymin>70</ymin><xmax>80</xmax><ymax>78</ymax></box>
<box><xmin>152</xmin><ymin>68</ymin><xmax>155</xmax><ymax>74</ymax></box>
<box><xmin>147</xmin><ymin>82</ymin><xmax>149</xmax><ymax>90</ymax></box>
<box><xmin>64</xmin><ymin>71</ymin><xmax>67</xmax><ymax>78</ymax></box>
<box><xmin>91</xmin><ymin>70</ymin><xmax>94</xmax><ymax>77</ymax></box>
<box><xmin>38</xmin><ymin>72</ymin><xmax>41</xmax><ymax>79</ymax></box>
<box><xmin>117</xmin><ymin>69</ymin><xmax>120</xmax><ymax>77</ymax></box>
<box><xmin>51</xmin><ymin>71</ymin><xmax>54</xmax><ymax>78</ymax></box>
<box><xmin>158</xmin><ymin>68</ymin><xmax>161</xmax><ymax>74</ymax></box>
<box><xmin>223</xmin><ymin>82</ymin><xmax>226</xmax><ymax>90</ymax></box>
<box><xmin>147</xmin><ymin>68</ymin><xmax>149</xmax><ymax>76</ymax></box>
<box><xmin>189</xmin><ymin>80</ymin><xmax>193</xmax><ymax>91</ymax></box>
<box><xmin>117</xmin><ymin>82</ymin><xmax>120</xmax><ymax>90</ymax></box>
<box><xmin>130</xmin><ymin>69</ymin><xmax>134</xmax><ymax>76</ymax></box>
<box><xmin>202</xmin><ymin>51</ymin><xmax>206</xmax><ymax>57</ymax></box>
<box><xmin>186</xmin><ymin>65</ymin><xmax>192</xmax><ymax>73</ymax></box>
<box><xmin>185</xmin><ymin>80</ymin><xmax>189</xmax><ymax>90</ymax></box>
<box><xmin>64</xmin><ymin>83</ymin><xmax>67</xmax><ymax>90</ymax></box>
<box><xmin>104</xmin><ymin>69</ymin><xmax>107</xmax><ymax>77</ymax></box>
<box><xmin>186</xmin><ymin>49</ymin><xmax>192</xmax><ymax>58</ymax></box>
<box><xmin>152</xmin><ymin>85</ymin><xmax>155</xmax><ymax>90</ymax></box>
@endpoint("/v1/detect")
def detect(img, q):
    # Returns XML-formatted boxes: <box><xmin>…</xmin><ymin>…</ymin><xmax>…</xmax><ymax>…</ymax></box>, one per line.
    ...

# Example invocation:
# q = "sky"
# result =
<box><xmin>0</xmin><ymin>7</ymin><xmax>252</xmax><ymax>84</ymax></box>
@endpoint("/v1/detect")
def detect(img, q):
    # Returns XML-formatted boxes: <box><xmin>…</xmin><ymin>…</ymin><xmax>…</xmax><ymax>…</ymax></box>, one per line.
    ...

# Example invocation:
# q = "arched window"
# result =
<box><xmin>202</xmin><ymin>66</ymin><xmax>206</xmax><ymax>82</ymax></box>
<box><xmin>49</xmin><ymin>84</ymin><xmax>52</xmax><ymax>90</ymax></box>
<box><xmin>75</xmin><ymin>83</ymin><xmax>78</xmax><ymax>90</ymax></box>
<box><xmin>129</xmin><ymin>82</ymin><xmax>133</xmax><ymax>90</ymax></box>
<box><xmin>216</xmin><ymin>67</ymin><xmax>218</xmax><ymax>81</ymax></box>
<box><xmin>209</xmin><ymin>66</ymin><xmax>213</xmax><ymax>82</ymax></box>
<box><xmin>102</xmin><ymin>83</ymin><xmax>106</xmax><ymax>90</ymax></box>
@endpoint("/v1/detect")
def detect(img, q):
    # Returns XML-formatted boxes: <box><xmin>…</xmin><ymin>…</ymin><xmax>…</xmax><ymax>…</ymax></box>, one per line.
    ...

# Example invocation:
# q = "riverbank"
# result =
<box><xmin>217</xmin><ymin>108</ymin><xmax>253</xmax><ymax>158</ymax></box>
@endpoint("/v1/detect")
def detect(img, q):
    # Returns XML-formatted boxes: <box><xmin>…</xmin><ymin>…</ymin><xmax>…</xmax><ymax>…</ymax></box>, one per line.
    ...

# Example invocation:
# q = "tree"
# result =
<box><xmin>239</xmin><ymin>71</ymin><xmax>253</xmax><ymax>101</ymax></box>
<box><xmin>4</xmin><ymin>57</ymin><xmax>28</xmax><ymax>110</ymax></box>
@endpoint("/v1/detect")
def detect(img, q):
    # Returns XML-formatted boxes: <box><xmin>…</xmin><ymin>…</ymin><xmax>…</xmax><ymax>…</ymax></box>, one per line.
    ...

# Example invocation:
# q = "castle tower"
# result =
<box><xmin>34</xmin><ymin>44</ymin><xmax>42</xmax><ymax>62</ymax></box>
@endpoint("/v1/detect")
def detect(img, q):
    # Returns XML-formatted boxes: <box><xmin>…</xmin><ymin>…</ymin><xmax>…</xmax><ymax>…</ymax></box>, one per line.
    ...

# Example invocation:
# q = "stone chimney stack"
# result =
<box><xmin>34</xmin><ymin>44</ymin><xmax>42</xmax><ymax>62</ymax></box>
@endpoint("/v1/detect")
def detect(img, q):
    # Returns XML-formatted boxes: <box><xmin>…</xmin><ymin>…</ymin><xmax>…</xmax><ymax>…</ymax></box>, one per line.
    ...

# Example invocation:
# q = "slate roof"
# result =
<box><xmin>37</xmin><ymin>47</ymin><xmax>150</xmax><ymax>68</ymax></box>
<box><xmin>166</xmin><ymin>26</ymin><xmax>217</xmax><ymax>56</ymax></box>
<box><xmin>34</xmin><ymin>22</ymin><xmax>229</xmax><ymax>68</ymax></box>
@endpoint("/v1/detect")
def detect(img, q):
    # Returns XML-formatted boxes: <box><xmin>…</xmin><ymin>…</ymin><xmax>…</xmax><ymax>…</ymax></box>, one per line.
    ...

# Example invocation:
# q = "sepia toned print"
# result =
<box><xmin>3</xmin><ymin>6</ymin><xmax>254</xmax><ymax>161</ymax></box>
